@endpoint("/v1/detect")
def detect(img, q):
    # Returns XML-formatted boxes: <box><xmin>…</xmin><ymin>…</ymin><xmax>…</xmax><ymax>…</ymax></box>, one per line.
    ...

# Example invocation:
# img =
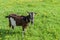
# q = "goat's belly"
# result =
<box><xmin>10</xmin><ymin>17</ymin><xmax>16</xmax><ymax>26</ymax></box>
<box><xmin>16</xmin><ymin>22</ymin><xmax>22</xmax><ymax>26</ymax></box>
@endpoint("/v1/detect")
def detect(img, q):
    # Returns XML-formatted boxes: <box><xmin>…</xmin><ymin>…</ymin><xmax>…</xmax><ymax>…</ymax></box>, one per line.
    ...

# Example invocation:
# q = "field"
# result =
<box><xmin>0</xmin><ymin>0</ymin><xmax>60</xmax><ymax>40</ymax></box>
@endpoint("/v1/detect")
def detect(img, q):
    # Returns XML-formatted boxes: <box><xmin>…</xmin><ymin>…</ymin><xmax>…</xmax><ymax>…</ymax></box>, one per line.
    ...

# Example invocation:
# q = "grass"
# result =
<box><xmin>0</xmin><ymin>0</ymin><xmax>60</xmax><ymax>40</ymax></box>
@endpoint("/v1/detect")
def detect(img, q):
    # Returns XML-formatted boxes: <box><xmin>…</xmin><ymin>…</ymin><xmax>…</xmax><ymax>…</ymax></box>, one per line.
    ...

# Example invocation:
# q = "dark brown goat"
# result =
<box><xmin>5</xmin><ymin>12</ymin><xmax>35</xmax><ymax>38</ymax></box>
<box><xmin>6</xmin><ymin>14</ymin><xmax>30</xmax><ymax>29</ymax></box>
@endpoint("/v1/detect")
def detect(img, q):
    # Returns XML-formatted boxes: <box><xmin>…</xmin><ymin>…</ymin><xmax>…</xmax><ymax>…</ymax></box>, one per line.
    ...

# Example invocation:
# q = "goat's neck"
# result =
<box><xmin>26</xmin><ymin>15</ymin><xmax>30</xmax><ymax>22</ymax></box>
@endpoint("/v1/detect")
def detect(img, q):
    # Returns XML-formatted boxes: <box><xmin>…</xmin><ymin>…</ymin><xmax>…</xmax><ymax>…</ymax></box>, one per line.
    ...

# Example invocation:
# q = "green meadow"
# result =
<box><xmin>0</xmin><ymin>0</ymin><xmax>60</xmax><ymax>40</ymax></box>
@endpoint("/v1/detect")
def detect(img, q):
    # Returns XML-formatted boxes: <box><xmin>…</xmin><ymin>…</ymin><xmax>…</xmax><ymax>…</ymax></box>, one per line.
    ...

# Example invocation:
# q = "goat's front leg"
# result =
<box><xmin>22</xmin><ymin>27</ymin><xmax>25</xmax><ymax>37</ymax></box>
<box><xmin>22</xmin><ymin>27</ymin><xmax>25</xmax><ymax>40</ymax></box>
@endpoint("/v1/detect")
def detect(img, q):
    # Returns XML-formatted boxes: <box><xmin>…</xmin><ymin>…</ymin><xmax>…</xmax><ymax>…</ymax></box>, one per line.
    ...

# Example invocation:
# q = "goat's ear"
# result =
<box><xmin>26</xmin><ymin>12</ymin><xmax>29</xmax><ymax>15</ymax></box>
<box><xmin>35</xmin><ymin>12</ymin><xmax>37</xmax><ymax>14</ymax></box>
<box><xmin>27</xmin><ymin>11</ymin><xmax>29</xmax><ymax>13</ymax></box>
<box><xmin>33</xmin><ymin>12</ymin><xmax>36</xmax><ymax>16</ymax></box>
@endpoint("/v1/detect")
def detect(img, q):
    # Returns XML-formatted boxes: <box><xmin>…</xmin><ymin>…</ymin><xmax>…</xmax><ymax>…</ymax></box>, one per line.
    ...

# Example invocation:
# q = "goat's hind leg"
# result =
<box><xmin>22</xmin><ymin>27</ymin><xmax>25</xmax><ymax>40</ymax></box>
<box><xmin>9</xmin><ymin>22</ymin><xmax>11</xmax><ymax>27</ymax></box>
<box><xmin>12</xmin><ymin>26</ymin><xmax>14</xmax><ymax>29</ymax></box>
<box><xmin>9</xmin><ymin>19</ymin><xmax>11</xmax><ymax>27</ymax></box>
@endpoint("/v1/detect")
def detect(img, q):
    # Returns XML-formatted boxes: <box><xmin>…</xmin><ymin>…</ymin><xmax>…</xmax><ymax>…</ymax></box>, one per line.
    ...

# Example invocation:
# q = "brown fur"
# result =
<box><xmin>6</xmin><ymin>14</ymin><xmax>30</xmax><ymax>30</ymax></box>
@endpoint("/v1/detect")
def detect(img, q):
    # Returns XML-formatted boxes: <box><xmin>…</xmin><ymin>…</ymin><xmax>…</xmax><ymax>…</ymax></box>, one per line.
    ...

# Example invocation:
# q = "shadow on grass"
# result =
<box><xmin>0</xmin><ymin>29</ymin><xmax>21</xmax><ymax>40</ymax></box>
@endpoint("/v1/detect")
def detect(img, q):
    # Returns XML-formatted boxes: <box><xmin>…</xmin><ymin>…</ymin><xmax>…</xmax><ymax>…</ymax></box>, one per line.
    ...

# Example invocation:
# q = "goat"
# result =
<box><xmin>5</xmin><ymin>12</ymin><xmax>35</xmax><ymax>39</ymax></box>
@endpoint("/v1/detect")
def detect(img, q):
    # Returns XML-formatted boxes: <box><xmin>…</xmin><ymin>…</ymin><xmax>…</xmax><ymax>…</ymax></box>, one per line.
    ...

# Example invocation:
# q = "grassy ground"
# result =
<box><xmin>0</xmin><ymin>0</ymin><xmax>60</xmax><ymax>40</ymax></box>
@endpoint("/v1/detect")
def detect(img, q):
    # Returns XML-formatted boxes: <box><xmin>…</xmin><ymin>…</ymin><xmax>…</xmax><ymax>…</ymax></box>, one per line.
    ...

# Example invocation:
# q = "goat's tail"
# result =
<box><xmin>5</xmin><ymin>16</ymin><xmax>9</xmax><ymax>18</ymax></box>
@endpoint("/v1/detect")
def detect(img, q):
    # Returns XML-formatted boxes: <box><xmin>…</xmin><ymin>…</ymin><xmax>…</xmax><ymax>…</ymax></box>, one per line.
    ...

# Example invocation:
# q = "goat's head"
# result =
<box><xmin>27</xmin><ymin>12</ymin><xmax>36</xmax><ymax>24</ymax></box>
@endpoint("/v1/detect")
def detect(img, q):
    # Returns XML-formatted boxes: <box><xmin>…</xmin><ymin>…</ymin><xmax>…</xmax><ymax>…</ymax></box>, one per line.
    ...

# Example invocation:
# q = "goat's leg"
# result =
<box><xmin>12</xmin><ymin>26</ymin><xmax>14</xmax><ymax>29</ymax></box>
<box><xmin>9</xmin><ymin>22</ymin><xmax>11</xmax><ymax>27</ymax></box>
<box><xmin>22</xmin><ymin>27</ymin><xmax>25</xmax><ymax>40</ymax></box>
<box><xmin>9</xmin><ymin>19</ymin><xmax>11</xmax><ymax>27</ymax></box>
